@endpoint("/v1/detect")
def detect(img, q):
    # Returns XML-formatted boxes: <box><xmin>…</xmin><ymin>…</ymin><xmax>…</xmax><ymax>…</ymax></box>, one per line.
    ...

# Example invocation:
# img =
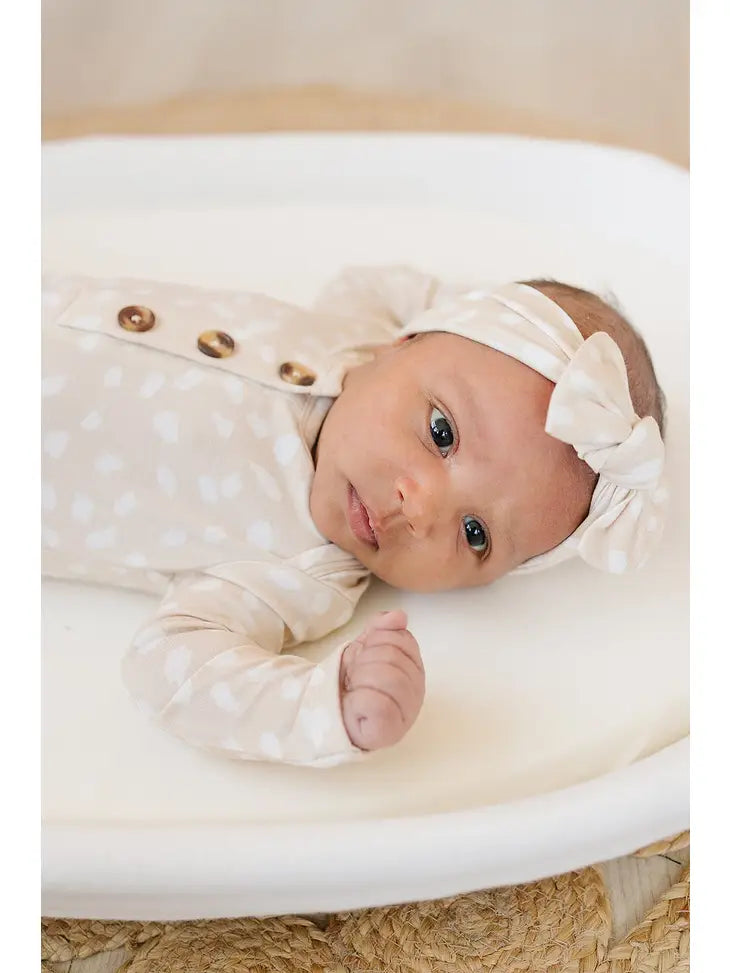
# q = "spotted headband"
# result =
<box><xmin>406</xmin><ymin>283</ymin><xmax>668</xmax><ymax>574</ymax></box>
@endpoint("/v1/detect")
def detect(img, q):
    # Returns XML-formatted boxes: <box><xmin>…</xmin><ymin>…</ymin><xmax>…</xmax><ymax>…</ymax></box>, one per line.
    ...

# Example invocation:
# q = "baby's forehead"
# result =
<box><xmin>411</xmin><ymin>331</ymin><xmax>554</xmax><ymax>413</ymax></box>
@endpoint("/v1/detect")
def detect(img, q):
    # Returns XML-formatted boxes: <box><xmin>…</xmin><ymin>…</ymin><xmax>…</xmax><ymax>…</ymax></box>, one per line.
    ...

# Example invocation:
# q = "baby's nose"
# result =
<box><xmin>394</xmin><ymin>475</ymin><xmax>440</xmax><ymax>539</ymax></box>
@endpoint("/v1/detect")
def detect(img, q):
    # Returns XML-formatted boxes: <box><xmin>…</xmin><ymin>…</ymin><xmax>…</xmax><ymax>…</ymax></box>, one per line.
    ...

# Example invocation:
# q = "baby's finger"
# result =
<box><xmin>362</xmin><ymin>628</ymin><xmax>424</xmax><ymax>672</ymax></box>
<box><xmin>354</xmin><ymin>642</ymin><xmax>423</xmax><ymax>683</ymax></box>
<box><xmin>346</xmin><ymin>665</ymin><xmax>421</xmax><ymax>721</ymax></box>
<box><xmin>367</xmin><ymin>609</ymin><xmax>408</xmax><ymax>633</ymax></box>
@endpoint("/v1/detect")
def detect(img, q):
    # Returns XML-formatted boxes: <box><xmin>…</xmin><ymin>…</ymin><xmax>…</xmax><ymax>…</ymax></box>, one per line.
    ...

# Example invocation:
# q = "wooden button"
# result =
<box><xmin>118</xmin><ymin>305</ymin><xmax>156</xmax><ymax>332</ymax></box>
<box><xmin>279</xmin><ymin>361</ymin><xmax>317</xmax><ymax>386</ymax></box>
<box><xmin>197</xmin><ymin>330</ymin><xmax>236</xmax><ymax>359</ymax></box>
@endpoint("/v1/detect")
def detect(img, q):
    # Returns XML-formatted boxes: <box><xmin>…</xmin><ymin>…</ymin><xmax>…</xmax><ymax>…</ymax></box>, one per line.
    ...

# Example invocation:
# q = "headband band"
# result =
<box><xmin>407</xmin><ymin>283</ymin><xmax>668</xmax><ymax>574</ymax></box>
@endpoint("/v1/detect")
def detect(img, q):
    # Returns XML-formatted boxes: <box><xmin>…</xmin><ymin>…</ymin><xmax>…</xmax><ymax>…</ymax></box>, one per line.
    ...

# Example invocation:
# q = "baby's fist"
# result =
<box><xmin>340</xmin><ymin>610</ymin><xmax>425</xmax><ymax>751</ymax></box>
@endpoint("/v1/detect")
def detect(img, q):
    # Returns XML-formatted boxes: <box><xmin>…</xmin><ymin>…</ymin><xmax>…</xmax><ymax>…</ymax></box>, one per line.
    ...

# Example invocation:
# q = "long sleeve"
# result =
<box><xmin>122</xmin><ymin>554</ymin><xmax>370</xmax><ymax>768</ymax></box>
<box><xmin>312</xmin><ymin>264</ymin><xmax>444</xmax><ymax>328</ymax></box>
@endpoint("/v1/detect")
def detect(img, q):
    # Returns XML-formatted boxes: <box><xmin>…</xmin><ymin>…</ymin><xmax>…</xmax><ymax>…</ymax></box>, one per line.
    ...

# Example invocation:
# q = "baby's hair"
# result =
<box><xmin>522</xmin><ymin>280</ymin><xmax>667</xmax><ymax>437</ymax></box>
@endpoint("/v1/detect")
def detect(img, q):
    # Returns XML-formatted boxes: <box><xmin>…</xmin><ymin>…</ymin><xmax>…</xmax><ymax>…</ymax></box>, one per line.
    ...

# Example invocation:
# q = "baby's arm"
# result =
<box><xmin>312</xmin><ymin>265</ymin><xmax>444</xmax><ymax>328</ymax></box>
<box><xmin>123</xmin><ymin>571</ymin><xmax>425</xmax><ymax>766</ymax></box>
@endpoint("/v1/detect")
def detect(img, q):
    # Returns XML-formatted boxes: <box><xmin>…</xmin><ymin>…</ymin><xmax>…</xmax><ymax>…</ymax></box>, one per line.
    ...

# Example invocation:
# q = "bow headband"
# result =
<box><xmin>406</xmin><ymin>283</ymin><xmax>668</xmax><ymax>574</ymax></box>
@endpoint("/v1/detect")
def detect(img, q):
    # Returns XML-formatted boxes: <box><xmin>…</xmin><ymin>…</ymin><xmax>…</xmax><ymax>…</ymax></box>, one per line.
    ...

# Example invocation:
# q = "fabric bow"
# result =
<box><xmin>534</xmin><ymin>331</ymin><xmax>668</xmax><ymax>573</ymax></box>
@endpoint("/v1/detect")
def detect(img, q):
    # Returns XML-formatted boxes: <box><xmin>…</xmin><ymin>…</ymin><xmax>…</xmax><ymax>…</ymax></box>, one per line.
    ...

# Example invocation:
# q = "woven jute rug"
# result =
<box><xmin>41</xmin><ymin>835</ymin><xmax>689</xmax><ymax>973</ymax></box>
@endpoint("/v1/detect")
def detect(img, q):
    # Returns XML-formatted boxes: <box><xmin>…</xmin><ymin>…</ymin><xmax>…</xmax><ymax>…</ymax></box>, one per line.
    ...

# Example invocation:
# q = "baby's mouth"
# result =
<box><xmin>346</xmin><ymin>483</ymin><xmax>379</xmax><ymax>549</ymax></box>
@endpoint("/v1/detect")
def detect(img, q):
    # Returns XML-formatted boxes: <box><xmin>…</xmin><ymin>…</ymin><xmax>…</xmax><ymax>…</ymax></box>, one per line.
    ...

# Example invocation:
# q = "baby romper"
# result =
<box><xmin>41</xmin><ymin>266</ymin><xmax>441</xmax><ymax>767</ymax></box>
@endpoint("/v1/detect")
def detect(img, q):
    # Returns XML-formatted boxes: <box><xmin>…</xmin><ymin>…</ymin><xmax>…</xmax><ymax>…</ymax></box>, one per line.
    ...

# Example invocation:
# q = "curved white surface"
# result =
<box><xmin>42</xmin><ymin>134</ymin><xmax>688</xmax><ymax>918</ymax></box>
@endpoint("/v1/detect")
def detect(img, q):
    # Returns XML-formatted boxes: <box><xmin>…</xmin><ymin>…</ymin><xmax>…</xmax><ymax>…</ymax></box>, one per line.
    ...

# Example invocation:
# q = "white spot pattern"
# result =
<box><xmin>161</xmin><ymin>528</ymin><xmax>187</xmax><ymax>547</ymax></box>
<box><xmin>156</xmin><ymin>465</ymin><xmax>177</xmax><ymax>497</ymax></box>
<box><xmin>42</xmin><ymin>483</ymin><xmax>57</xmax><ymax>512</ymax></box>
<box><xmin>210</xmin><ymin>682</ymin><xmax>239</xmax><ymax>712</ymax></box>
<box><xmin>104</xmin><ymin>366</ymin><xmax>123</xmax><ymax>388</ymax></box>
<box><xmin>268</xmin><ymin>567</ymin><xmax>301</xmax><ymax>590</ymax></box>
<box><xmin>198</xmin><ymin>476</ymin><xmax>219</xmax><ymax>504</ymax></box>
<box><xmin>274</xmin><ymin>434</ymin><xmax>300</xmax><ymax>466</ymax></box>
<box><xmin>42</xmin><ymin>289</ymin><xmax>62</xmax><ymax>308</ymax></box>
<box><xmin>247</xmin><ymin>520</ymin><xmax>274</xmax><ymax>551</ymax></box>
<box><xmin>246</xmin><ymin>413</ymin><xmax>269</xmax><ymax>438</ymax></box>
<box><xmin>77</xmin><ymin>333</ymin><xmax>101</xmax><ymax>352</ymax></box>
<box><xmin>44</xmin><ymin>431</ymin><xmax>69</xmax><ymax>459</ymax></box>
<box><xmin>568</xmin><ymin>369</ymin><xmax>600</xmax><ymax>396</ymax></box>
<box><xmin>114</xmin><ymin>491</ymin><xmax>138</xmax><ymax>517</ymax></box>
<box><xmin>95</xmin><ymin>453</ymin><xmax>124</xmax><ymax>474</ymax></box>
<box><xmin>175</xmin><ymin>368</ymin><xmax>206</xmax><ymax>391</ymax></box>
<box><xmin>86</xmin><ymin>526</ymin><xmax>117</xmax><ymax>550</ymax></box>
<box><xmin>139</xmin><ymin>371</ymin><xmax>166</xmax><ymax>398</ymax></box>
<box><xmin>281</xmin><ymin>677</ymin><xmax>300</xmax><ymax>700</ymax></box>
<box><xmin>164</xmin><ymin>645</ymin><xmax>192</xmax><ymax>687</ymax></box>
<box><xmin>42</xmin><ymin>526</ymin><xmax>60</xmax><ymax>548</ymax></box>
<box><xmin>153</xmin><ymin>411</ymin><xmax>180</xmax><ymax>444</ymax></box>
<box><xmin>71</xmin><ymin>493</ymin><xmax>95</xmax><ymax>524</ymax></box>
<box><xmin>548</xmin><ymin>404</ymin><xmax>575</xmax><ymax>427</ymax></box>
<box><xmin>203</xmin><ymin>525</ymin><xmax>228</xmax><ymax>543</ymax></box>
<box><xmin>42</xmin><ymin>375</ymin><xmax>68</xmax><ymax>397</ymax></box>
<box><xmin>210</xmin><ymin>301</ymin><xmax>235</xmax><ymax>320</ymax></box>
<box><xmin>212</xmin><ymin>412</ymin><xmax>234</xmax><ymax>439</ymax></box>
<box><xmin>308</xmin><ymin>667</ymin><xmax>325</xmax><ymax>688</ymax></box>
<box><xmin>80</xmin><ymin>411</ymin><xmax>103</xmax><ymax>431</ymax></box>
<box><xmin>223</xmin><ymin>376</ymin><xmax>245</xmax><ymax>404</ymax></box>
<box><xmin>299</xmin><ymin>706</ymin><xmax>332</xmax><ymax>748</ymax></box>
<box><xmin>259</xmin><ymin>732</ymin><xmax>283</xmax><ymax>759</ymax></box>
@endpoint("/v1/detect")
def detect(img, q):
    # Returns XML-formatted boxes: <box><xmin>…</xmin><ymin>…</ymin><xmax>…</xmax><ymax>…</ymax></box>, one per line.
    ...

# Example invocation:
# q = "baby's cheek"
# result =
<box><xmin>369</xmin><ymin>551</ymin><xmax>452</xmax><ymax>594</ymax></box>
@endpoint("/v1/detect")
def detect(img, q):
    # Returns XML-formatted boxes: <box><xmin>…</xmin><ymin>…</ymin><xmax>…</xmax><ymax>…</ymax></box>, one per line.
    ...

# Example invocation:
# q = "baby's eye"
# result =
<box><xmin>430</xmin><ymin>407</ymin><xmax>454</xmax><ymax>456</ymax></box>
<box><xmin>463</xmin><ymin>516</ymin><xmax>490</xmax><ymax>555</ymax></box>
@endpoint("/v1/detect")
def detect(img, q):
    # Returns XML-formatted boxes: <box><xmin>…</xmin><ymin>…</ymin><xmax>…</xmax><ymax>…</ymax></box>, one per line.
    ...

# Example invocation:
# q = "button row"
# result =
<box><xmin>115</xmin><ymin>304</ymin><xmax>317</xmax><ymax>385</ymax></box>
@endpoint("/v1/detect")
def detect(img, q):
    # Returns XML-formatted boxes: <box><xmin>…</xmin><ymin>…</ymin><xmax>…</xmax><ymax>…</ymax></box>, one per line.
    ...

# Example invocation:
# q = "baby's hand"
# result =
<box><xmin>340</xmin><ymin>610</ymin><xmax>425</xmax><ymax>751</ymax></box>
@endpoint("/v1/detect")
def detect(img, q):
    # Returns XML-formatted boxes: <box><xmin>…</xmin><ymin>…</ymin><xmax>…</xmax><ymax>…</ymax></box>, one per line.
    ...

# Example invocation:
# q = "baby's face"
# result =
<box><xmin>309</xmin><ymin>332</ymin><xmax>594</xmax><ymax>591</ymax></box>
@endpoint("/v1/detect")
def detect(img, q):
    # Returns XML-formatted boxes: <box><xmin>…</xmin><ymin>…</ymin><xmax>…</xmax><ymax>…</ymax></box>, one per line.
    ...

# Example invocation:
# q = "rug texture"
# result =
<box><xmin>41</xmin><ymin>855</ymin><xmax>689</xmax><ymax>972</ymax></box>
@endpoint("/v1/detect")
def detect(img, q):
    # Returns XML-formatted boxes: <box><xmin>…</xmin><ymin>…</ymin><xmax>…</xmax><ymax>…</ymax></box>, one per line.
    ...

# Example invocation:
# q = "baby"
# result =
<box><xmin>41</xmin><ymin>265</ymin><xmax>667</xmax><ymax>766</ymax></box>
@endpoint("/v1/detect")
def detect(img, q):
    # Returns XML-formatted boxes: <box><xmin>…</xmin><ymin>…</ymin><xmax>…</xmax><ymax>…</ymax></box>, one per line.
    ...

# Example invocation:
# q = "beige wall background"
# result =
<box><xmin>41</xmin><ymin>0</ymin><xmax>688</xmax><ymax>166</ymax></box>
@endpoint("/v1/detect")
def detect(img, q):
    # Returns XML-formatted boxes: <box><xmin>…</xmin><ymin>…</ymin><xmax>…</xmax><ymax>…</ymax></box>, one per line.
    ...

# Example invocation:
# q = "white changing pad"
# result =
<box><xmin>42</xmin><ymin>134</ymin><xmax>688</xmax><ymax>918</ymax></box>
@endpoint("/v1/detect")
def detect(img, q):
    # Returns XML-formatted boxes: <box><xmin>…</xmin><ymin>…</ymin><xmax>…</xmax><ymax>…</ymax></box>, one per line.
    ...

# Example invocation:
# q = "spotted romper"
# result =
<box><xmin>41</xmin><ymin>265</ymin><xmax>440</xmax><ymax>766</ymax></box>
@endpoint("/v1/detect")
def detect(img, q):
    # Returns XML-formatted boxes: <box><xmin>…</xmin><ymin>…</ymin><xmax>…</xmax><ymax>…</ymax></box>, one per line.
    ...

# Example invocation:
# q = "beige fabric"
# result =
<box><xmin>41</xmin><ymin>264</ymin><xmax>664</xmax><ymax>768</ymax></box>
<box><xmin>41</xmin><ymin>271</ymin><xmax>403</xmax><ymax>767</ymax></box>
